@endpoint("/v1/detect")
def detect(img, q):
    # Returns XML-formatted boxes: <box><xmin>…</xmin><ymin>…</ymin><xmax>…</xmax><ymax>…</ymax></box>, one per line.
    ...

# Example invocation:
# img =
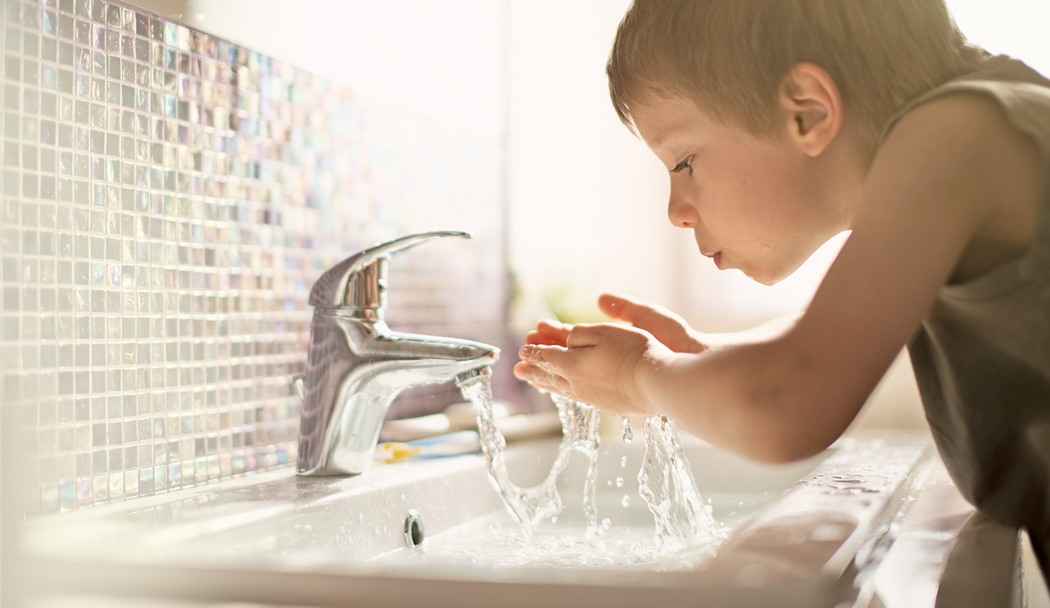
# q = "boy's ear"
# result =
<box><xmin>779</xmin><ymin>63</ymin><xmax>842</xmax><ymax>157</ymax></box>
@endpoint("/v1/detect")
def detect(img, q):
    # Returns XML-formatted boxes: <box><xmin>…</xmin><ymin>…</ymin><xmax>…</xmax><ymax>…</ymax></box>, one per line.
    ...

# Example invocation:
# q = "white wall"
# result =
<box><xmin>949</xmin><ymin>0</ymin><xmax>1050</xmax><ymax>75</ymax></box>
<box><xmin>505</xmin><ymin>0</ymin><xmax>676</xmax><ymax>330</ymax></box>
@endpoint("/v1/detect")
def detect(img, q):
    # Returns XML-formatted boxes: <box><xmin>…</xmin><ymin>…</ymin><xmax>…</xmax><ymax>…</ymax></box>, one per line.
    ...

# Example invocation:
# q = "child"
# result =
<box><xmin>513</xmin><ymin>0</ymin><xmax>1050</xmax><ymax>582</ymax></box>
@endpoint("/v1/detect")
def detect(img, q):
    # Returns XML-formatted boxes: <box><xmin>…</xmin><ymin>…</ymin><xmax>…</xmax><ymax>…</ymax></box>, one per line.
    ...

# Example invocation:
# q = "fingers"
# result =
<box><xmin>524</xmin><ymin>319</ymin><xmax>572</xmax><ymax>346</ymax></box>
<box><xmin>514</xmin><ymin>344</ymin><xmax>575</xmax><ymax>397</ymax></box>
<box><xmin>598</xmin><ymin>293</ymin><xmax>664</xmax><ymax>325</ymax></box>
<box><xmin>597</xmin><ymin>292</ymin><xmax>636</xmax><ymax>320</ymax></box>
<box><xmin>598</xmin><ymin>293</ymin><xmax>678</xmax><ymax>340</ymax></box>
<box><xmin>598</xmin><ymin>293</ymin><xmax>669</xmax><ymax>329</ymax></box>
<box><xmin>562</xmin><ymin>323</ymin><xmax>607</xmax><ymax>348</ymax></box>
<box><xmin>597</xmin><ymin>293</ymin><xmax>703</xmax><ymax>354</ymax></box>
<box><xmin>517</xmin><ymin>343</ymin><xmax>574</xmax><ymax>371</ymax></box>
<box><xmin>517</xmin><ymin>320</ymin><xmax>583</xmax><ymax>398</ymax></box>
<box><xmin>512</xmin><ymin>361</ymin><xmax>565</xmax><ymax>395</ymax></box>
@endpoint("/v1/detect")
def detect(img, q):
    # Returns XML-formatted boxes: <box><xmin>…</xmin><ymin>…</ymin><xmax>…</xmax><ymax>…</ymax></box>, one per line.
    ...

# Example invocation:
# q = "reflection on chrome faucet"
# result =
<box><xmin>294</xmin><ymin>231</ymin><xmax>500</xmax><ymax>476</ymax></box>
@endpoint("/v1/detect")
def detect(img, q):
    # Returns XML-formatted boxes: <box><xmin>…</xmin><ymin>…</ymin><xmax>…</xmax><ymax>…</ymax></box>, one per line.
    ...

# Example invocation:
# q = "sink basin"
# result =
<box><xmin>20</xmin><ymin>432</ymin><xmax>981</xmax><ymax>607</ymax></box>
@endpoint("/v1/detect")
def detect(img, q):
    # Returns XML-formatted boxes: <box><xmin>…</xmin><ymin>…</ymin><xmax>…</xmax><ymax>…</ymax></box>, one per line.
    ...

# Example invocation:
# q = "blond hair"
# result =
<box><xmin>608</xmin><ymin>0</ymin><xmax>986</xmax><ymax>143</ymax></box>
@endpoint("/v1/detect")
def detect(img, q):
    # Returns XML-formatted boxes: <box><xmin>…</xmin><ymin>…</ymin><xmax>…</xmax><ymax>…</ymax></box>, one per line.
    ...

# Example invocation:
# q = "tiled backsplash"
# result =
<box><xmin>1</xmin><ymin>0</ymin><xmax>508</xmax><ymax>515</ymax></box>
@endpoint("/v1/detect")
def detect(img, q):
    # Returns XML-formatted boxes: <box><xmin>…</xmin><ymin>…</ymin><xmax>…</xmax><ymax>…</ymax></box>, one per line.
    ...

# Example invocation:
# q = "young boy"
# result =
<box><xmin>513</xmin><ymin>0</ymin><xmax>1050</xmax><ymax>581</ymax></box>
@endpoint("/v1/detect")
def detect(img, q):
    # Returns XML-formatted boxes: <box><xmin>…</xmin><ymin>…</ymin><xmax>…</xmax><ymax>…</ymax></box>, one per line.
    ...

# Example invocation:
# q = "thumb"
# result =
<box><xmin>597</xmin><ymin>293</ymin><xmax>702</xmax><ymax>354</ymax></box>
<box><xmin>598</xmin><ymin>293</ymin><xmax>677</xmax><ymax>330</ymax></box>
<box><xmin>598</xmin><ymin>293</ymin><xmax>656</xmax><ymax>322</ymax></box>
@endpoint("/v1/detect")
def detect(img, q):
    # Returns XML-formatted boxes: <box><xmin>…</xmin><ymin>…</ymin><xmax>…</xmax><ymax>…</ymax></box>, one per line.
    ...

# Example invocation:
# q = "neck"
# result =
<box><xmin>827</xmin><ymin>122</ymin><xmax>877</xmax><ymax>230</ymax></box>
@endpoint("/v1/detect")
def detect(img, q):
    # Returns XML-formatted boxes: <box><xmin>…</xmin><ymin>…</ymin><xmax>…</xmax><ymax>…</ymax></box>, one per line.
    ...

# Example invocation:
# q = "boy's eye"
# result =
<box><xmin>671</xmin><ymin>155</ymin><xmax>694</xmax><ymax>175</ymax></box>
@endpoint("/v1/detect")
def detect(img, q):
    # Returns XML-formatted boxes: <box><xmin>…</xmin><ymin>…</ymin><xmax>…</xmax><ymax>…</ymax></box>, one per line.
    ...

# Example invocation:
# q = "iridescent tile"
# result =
<box><xmin>105</xmin><ymin>26</ymin><xmax>118</xmax><ymax>53</ymax></box>
<box><xmin>57</xmin><ymin>13</ymin><xmax>74</xmax><ymax>39</ymax></box>
<box><xmin>90</xmin><ymin>22</ymin><xmax>104</xmax><ymax>49</ymax></box>
<box><xmin>58</xmin><ymin>479</ymin><xmax>75</xmax><ymax>509</ymax></box>
<box><xmin>41</xmin><ymin>36</ymin><xmax>57</xmax><ymax>61</ymax></box>
<box><xmin>138</xmin><ymin>467</ymin><xmax>153</xmax><ymax>494</ymax></box>
<box><xmin>126</xmin><ymin>10</ymin><xmax>145</xmax><ymax>35</ymax></box>
<box><xmin>89</xmin><ymin>0</ymin><xmax>103</xmax><ymax>22</ymax></box>
<box><xmin>161</xmin><ymin>21</ymin><xmax>175</xmax><ymax>46</ymax></box>
<box><xmin>74</xmin><ymin>18</ymin><xmax>90</xmax><ymax>45</ymax></box>
<box><xmin>108</xmin><ymin>471</ymin><xmax>123</xmax><ymax>499</ymax></box>
<box><xmin>106</xmin><ymin>54</ymin><xmax>120</xmax><ymax>78</ymax></box>
<box><xmin>42</xmin><ymin>8</ymin><xmax>57</xmax><ymax>34</ymax></box>
<box><xmin>124</xmin><ymin>470</ymin><xmax>137</xmax><ymax>496</ymax></box>
<box><xmin>134</xmin><ymin>38</ymin><xmax>148</xmax><ymax>63</ymax></box>
<box><xmin>89</xmin><ymin>101</ymin><xmax>103</xmax><ymax>127</ymax></box>
<box><xmin>91</xmin><ymin>49</ymin><xmax>104</xmax><ymax>75</ymax></box>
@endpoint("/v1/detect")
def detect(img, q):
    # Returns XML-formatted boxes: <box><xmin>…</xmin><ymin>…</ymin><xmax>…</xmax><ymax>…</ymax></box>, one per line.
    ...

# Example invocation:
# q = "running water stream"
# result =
<box><xmin>460</xmin><ymin>375</ymin><xmax>600</xmax><ymax>531</ymax></box>
<box><xmin>457</xmin><ymin>372</ymin><xmax>727</xmax><ymax>560</ymax></box>
<box><xmin>638</xmin><ymin>416</ymin><xmax>726</xmax><ymax>551</ymax></box>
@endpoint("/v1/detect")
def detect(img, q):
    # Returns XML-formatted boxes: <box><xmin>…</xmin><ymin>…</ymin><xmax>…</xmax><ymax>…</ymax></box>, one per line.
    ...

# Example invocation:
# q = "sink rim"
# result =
<box><xmin>18</xmin><ymin>434</ymin><xmax>936</xmax><ymax>608</ymax></box>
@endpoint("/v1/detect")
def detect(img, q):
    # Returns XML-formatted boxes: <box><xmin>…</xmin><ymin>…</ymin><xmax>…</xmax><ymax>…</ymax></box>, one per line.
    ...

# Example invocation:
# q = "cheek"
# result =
<box><xmin>734</xmin><ymin>153</ymin><xmax>808</xmax><ymax>225</ymax></box>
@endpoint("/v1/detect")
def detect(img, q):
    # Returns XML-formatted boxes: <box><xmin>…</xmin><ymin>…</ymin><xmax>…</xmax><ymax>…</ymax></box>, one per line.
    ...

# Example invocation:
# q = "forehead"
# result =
<box><xmin>630</xmin><ymin>96</ymin><xmax>718</xmax><ymax>150</ymax></box>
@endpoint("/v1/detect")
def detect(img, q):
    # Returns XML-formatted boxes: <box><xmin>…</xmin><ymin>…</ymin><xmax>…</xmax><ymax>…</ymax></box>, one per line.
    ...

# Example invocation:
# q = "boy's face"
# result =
<box><xmin>632</xmin><ymin>96</ymin><xmax>842</xmax><ymax>285</ymax></box>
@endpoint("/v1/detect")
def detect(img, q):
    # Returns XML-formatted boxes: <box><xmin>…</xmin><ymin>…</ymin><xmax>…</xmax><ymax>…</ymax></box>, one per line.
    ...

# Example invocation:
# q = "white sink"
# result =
<box><xmin>19</xmin><ymin>432</ymin><xmax>1020</xmax><ymax>607</ymax></box>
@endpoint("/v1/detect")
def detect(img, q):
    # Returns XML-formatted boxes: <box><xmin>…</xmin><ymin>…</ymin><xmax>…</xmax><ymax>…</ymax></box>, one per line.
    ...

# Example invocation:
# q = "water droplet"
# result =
<box><xmin>621</xmin><ymin>494</ymin><xmax>631</xmax><ymax>508</ymax></box>
<box><xmin>620</xmin><ymin>455</ymin><xmax>628</xmax><ymax>468</ymax></box>
<box><xmin>622</xmin><ymin>417</ymin><xmax>633</xmax><ymax>444</ymax></box>
<box><xmin>615</xmin><ymin>476</ymin><xmax>624</xmax><ymax>488</ymax></box>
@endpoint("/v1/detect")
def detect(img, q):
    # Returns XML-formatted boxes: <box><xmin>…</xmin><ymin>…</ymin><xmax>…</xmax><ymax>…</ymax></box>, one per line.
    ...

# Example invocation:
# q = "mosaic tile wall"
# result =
<box><xmin>1</xmin><ymin>0</ymin><xmax>509</xmax><ymax>515</ymax></box>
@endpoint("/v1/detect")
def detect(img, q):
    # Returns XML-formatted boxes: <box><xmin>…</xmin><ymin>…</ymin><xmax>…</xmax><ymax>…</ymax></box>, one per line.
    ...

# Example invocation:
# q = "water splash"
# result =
<box><xmin>459</xmin><ymin>374</ymin><xmax>725</xmax><ymax>555</ymax></box>
<box><xmin>459</xmin><ymin>378</ymin><xmax>601</xmax><ymax>533</ymax></box>
<box><xmin>637</xmin><ymin>416</ymin><xmax>728</xmax><ymax>551</ymax></box>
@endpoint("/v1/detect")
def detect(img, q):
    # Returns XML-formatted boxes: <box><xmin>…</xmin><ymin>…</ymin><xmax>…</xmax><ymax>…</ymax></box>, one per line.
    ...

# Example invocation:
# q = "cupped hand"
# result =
<box><xmin>513</xmin><ymin>322</ymin><xmax>669</xmax><ymax>417</ymax></box>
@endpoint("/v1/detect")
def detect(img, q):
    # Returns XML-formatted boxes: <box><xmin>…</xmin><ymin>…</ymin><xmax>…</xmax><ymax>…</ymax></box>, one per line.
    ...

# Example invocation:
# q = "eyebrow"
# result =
<box><xmin>647</xmin><ymin>124</ymin><xmax>690</xmax><ymax>151</ymax></box>
<box><xmin>648</xmin><ymin>134</ymin><xmax>679</xmax><ymax>152</ymax></box>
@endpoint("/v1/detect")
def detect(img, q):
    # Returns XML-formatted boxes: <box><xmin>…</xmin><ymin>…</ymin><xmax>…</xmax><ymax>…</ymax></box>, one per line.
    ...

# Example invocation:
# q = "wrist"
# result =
<box><xmin>633</xmin><ymin>345</ymin><xmax>674</xmax><ymax>417</ymax></box>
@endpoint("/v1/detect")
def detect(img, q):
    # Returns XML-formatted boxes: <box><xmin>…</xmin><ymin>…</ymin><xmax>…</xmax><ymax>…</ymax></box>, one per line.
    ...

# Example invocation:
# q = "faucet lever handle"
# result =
<box><xmin>309</xmin><ymin>230</ymin><xmax>471</xmax><ymax>308</ymax></box>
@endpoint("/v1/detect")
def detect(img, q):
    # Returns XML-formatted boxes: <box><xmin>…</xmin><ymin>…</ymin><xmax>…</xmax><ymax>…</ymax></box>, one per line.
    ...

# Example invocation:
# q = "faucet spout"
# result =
<box><xmin>455</xmin><ymin>364</ymin><xmax>493</xmax><ymax>389</ymax></box>
<box><xmin>295</xmin><ymin>231</ymin><xmax>501</xmax><ymax>477</ymax></box>
<box><xmin>296</xmin><ymin>314</ymin><xmax>498</xmax><ymax>476</ymax></box>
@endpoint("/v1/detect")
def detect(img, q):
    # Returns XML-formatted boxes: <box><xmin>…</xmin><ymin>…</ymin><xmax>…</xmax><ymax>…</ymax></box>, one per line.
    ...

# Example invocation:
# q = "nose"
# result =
<box><xmin>667</xmin><ymin>186</ymin><xmax>699</xmax><ymax>228</ymax></box>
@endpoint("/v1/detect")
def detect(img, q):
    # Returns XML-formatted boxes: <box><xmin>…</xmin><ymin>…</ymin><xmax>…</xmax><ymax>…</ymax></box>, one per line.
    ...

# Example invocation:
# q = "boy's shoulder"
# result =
<box><xmin>873</xmin><ymin>61</ymin><xmax>1046</xmax><ymax>283</ymax></box>
<box><xmin>882</xmin><ymin>56</ymin><xmax>1050</xmax><ymax>151</ymax></box>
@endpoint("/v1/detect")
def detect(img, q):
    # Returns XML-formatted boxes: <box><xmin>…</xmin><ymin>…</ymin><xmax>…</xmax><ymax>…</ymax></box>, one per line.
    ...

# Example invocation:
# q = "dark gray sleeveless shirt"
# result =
<box><xmin>885</xmin><ymin>55</ymin><xmax>1050</xmax><ymax>575</ymax></box>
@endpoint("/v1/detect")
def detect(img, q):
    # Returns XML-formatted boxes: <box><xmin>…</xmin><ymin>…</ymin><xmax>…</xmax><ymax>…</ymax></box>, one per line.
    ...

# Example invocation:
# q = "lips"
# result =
<box><xmin>701</xmin><ymin>250</ymin><xmax>723</xmax><ymax>269</ymax></box>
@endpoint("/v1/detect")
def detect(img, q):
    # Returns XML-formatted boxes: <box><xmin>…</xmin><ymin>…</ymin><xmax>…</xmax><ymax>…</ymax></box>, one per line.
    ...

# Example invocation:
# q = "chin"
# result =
<box><xmin>742</xmin><ymin>260</ymin><xmax>801</xmax><ymax>286</ymax></box>
<box><xmin>746</xmin><ymin>271</ymin><xmax>784</xmax><ymax>286</ymax></box>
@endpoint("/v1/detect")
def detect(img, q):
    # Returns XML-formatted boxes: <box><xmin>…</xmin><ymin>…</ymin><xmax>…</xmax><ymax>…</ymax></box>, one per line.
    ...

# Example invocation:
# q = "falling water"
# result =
<box><xmin>459</xmin><ymin>375</ymin><xmax>601</xmax><ymax>532</ymax></box>
<box><xmin>637</xmin><ymin>416</ymin><xmax>728</xmax><ymax>551</ymax></box>
<box><xmin>457</xmin><ymin>373</ymin><xmax>726</xmax><ymax>561</ymax></box>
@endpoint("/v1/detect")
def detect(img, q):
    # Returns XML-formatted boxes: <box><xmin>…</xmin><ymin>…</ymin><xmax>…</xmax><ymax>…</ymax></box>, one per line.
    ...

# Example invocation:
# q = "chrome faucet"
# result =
<box><xmin>294</xmin><ymin>230</ymin><xmax>500</xmax><ymax>476</ymax></box>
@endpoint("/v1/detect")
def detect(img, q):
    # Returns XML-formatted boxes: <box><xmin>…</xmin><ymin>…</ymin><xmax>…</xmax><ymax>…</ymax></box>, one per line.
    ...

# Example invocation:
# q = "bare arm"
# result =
<box><xmin>696</xmin><ymin>311</ymin><xmax>804</xmax><ymax>347</ymax></box>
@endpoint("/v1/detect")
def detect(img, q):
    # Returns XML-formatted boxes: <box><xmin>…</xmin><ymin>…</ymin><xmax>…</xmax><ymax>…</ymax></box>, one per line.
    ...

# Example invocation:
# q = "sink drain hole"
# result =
<box><xmin>404</xmin><ymin>510</ymin><xmax>425</xmax><ymax>548</ymax></box>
